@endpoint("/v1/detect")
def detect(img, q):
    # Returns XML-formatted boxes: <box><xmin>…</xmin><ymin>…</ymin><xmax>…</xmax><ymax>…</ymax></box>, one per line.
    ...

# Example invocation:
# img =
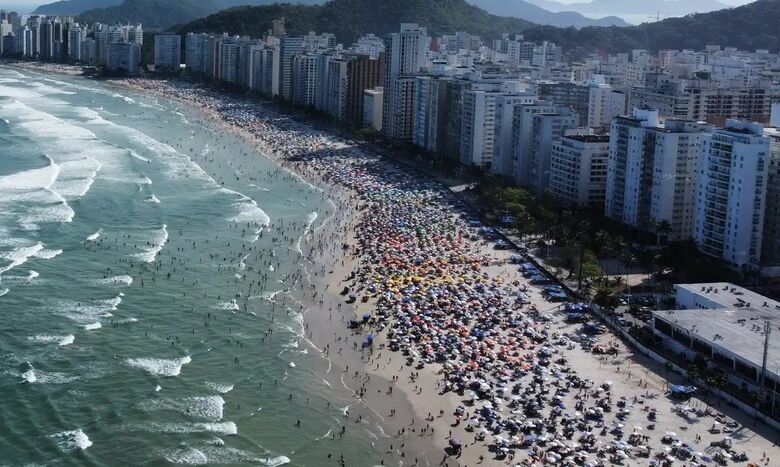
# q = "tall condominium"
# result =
<box><xmin>511</xmin><ymin>102</ymin><xmax>560</xmax><ymax>186</ymax></box>
<box><xmin>185</xmin><ymin>32</ymin><xmax>208</xmax><ymax>74</ymax></box>
<box><xmin>66</xmin><ymin>24</ymin><xmax>85</xmax><ymax>61</ymax></box>
<box><xmin>527</xmin><ymin>110</ymin><xmax>579</xmax><ymax>194</ymax></box>
<box><xmin>549</xmin><ymin>134</ymin><xmax>610</xmax><ymax>208</ymax></box>
<box><xmin>383</xmin><ymin>24</ymin><xmax>429</xmax><ymax>141</ymax></box>
<box><xmin>694</xmin><ymin>120</ymin><xmax>770</xmax><ymax>269</ymax></box>
<box><xmin>459</xmin><ymin>81</ymin><xmax>529</xmax><ymax>169</ymax></box>
<box><xmin>154</xmin><ymin>34</ymin><xmax>181</xmax><ymax>72</ymax></box>
<box><xmin>606</xmin><ymin>109</ymin><xmax>710</xmax><ymax>241</ymax></box>
<box><xmin>279</xmin><ymin>36</ymin><xmax>304</xmax><ymax>101</ymax></box>
<box><xmin>218</xmin><ymin>39</ymin><xmax>240</xmax><ymax>84</ymax></box>
<box><xmin>292</xmin><ymin>53</ymin><xmax>319</xmax><ymax>108</ymax></box>
<box><xmin>762</xmin><ymin>127</ymin><xmax>780</xmax><ymax>272</ymax></box>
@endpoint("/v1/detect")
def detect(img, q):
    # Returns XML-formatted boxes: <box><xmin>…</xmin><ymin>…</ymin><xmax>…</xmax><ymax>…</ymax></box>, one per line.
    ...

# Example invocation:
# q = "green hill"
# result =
<box><xmin>76</xmin><ymin>0</ymin><xmax>322</xmax><ymax>31</ymax></box>
<box><xmin>522</xmin><ymin>0</ymin><xmax>780</xmax><ymax>52</ymax></box>
<box><xmin>175</xmin><ymin>0</ymin><xmax>780</xmax><ymax>53</ymax></box>
<box><xmin>177</xmin><ymin>0</ymin><xmax>534</xmax><ymax>43</ymax></box>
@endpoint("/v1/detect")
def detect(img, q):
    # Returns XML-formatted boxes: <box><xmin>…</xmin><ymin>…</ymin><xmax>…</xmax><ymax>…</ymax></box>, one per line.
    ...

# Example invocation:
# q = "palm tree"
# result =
<box><xmin>656</xmin><ymin>220</ymin><xmax>673</xmax><ymax>248</ymax></box>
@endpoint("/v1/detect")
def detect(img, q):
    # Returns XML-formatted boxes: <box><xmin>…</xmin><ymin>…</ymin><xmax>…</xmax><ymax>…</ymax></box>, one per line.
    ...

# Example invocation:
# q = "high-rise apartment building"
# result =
<box><xmin>606</xmin><ymin>109</ymin><xmax>711</xmax><ymax>241</ymax></box>
<box><xmin>279</xmin><ymin>36</ymin><xmax>304</xmax><ymax>101</ymax></box>
<box><xmin>761</xmin><ymin>127</ymin><xmax>780</xmax><ymax>271</ymax></box>
<box><xmin>292</xmin><ymin>53</ymin><xmax>319</xmax><ymax>108</ymax></box>
<box><xmin>527</xmin><ymin>110</ymin><xmax>579</xmax><ymax>193</ymax></box>
<box><xmin>154</xmin><ymin>34</ymin><xmax>181</xmax><ymax>72</ymax></box>
<box><xmin>383</xmin><ymin>24</ymin><xmax>429</xmax><ymax>141</ymax></box>
<box><xmin>549</xmin><ymin>134</ymin><xmax>610</xmax><ymax>208</ymax></box>
<box><xmin>695</xmin><ymin>120</ymin><xmax>770</xmax><ymax>269</ymax></box>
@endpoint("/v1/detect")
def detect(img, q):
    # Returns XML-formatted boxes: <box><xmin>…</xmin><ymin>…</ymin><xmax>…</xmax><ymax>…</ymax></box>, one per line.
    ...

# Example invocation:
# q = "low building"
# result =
<box><xmin>650</xmin><ymin>283</ymin><xmax>779</xmax><ymax>420</ymax></box>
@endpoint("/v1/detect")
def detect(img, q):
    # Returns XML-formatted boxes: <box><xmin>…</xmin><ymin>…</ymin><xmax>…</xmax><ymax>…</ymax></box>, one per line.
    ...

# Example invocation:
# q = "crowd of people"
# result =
<box><xmin>121</xmin><ymin>78</ymin><xmax>775</xmax><ymax>466</ymax></box>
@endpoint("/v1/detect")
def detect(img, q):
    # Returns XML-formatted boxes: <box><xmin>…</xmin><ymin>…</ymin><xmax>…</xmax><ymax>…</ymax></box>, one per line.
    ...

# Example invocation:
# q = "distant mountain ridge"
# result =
<box><xmin>469</xmin><ymin>0</ymin><xmax>628</xmax><ymax>27</ymax></box>
<box><xmin>176</xmin><ymin>0</ymin><xmax>780</xmax><ymax>53</ymax></box>
<box><xmin>520</xmin><ymin>0</ymin><xmax>779</xmax><ymax>52</ymax></box>
<box><xmin>526</xmin><ymin>0</ymin><xmax>730</xmax><ymax>16</ymax></box>
<box><xmin>44</xmin><ymin>0</ymin><xmax>318</xmax><ymax>27</ymax></box>
<box><xmin>33</xmin><ymin>0</ymin><xmax>124</xmax><ymax>16</ymax></box>
<box><xmin>178</xmin><ymin>0</ymin><xmax>535</xmax><ymax>43</ymax></box>
<box><xmin>49</xmin><ymin>0</ymin><xmax>630</xmax><ymax>29</ymax></box>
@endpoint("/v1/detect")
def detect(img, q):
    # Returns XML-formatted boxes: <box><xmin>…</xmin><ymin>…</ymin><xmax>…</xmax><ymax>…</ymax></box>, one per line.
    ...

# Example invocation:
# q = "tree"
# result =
<box><xmin>656</xmin><ymin>220</ymin><xmax>673</xmax><ymax>248</ymax></box>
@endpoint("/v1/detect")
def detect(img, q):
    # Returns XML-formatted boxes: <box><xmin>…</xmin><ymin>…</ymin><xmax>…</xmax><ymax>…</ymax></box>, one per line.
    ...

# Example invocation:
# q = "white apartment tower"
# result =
<box><xmin>511</xmin><ymin>102</ymin><xmax>559</xmax><ymax>186</ymax></box>
<box><xmin>588</xmin><ymin>84</ymin><xmax>626</xmax><ymax>131</ymax></box>
<box><xmin>527</xmin><ymin>110</ymin><xmax>579</xmax><ymax>194</ymax></box>
<box><xmin>549</xmin><ymin>134</ymin><xmax>610</xmax><ymax>208</ymax></box>
<box><xmin>292</xmin><ymin>53</ymin><xmax>319</xmax><ymax>108</ymax></box>
<box><xmin>383</xmin><ymin>24</ymin><xmax>428</xmax><ymax>141</ymax></box>
<box><xmin>606</xmin><ymin>109</ymin><xmax>711</xmax><ymax>241</ymax></box>
<box><xmin>66</xmin><ymin>24</ymin><xmax>84</xmax><ymax>61</ymax></box>
<box><xmin>695</xmin><ymin>120</ymin><xmax>770</xmax><ymax>269</ymax></box>
<box><xmin>762</xmin><ymin>127</ymin><xmax>780</xmax><ymax>270</ymax></box>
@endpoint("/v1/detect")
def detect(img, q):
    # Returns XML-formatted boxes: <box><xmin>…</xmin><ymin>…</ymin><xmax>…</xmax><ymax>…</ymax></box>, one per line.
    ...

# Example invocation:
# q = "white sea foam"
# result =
<box><xmin>28</xmin><ymin>334</ymin><xmax>75</xmax><ymax>346</ymax></box>
<box><xmin>27</xmin><ymin>81</ymin><xmax>77</xmax><ymax>96</ymax></box>
<box><xmin>0</xmin><ymin>288</ymin><xmax>8</xmax><ymax>297</ymax></box>
<box><xmin>295</xmin><ymin>211</ymin><xmax>318</xmax><ymax>254</ymax></box>
<box><xmin>219</xmin><ymin>188</ymin><xmax>271</xmax><ymax>226</ymax></box>
<box><xmin>164</xmin><ymin>446</ymin><xmax>209</xmax><ymax>465</ymax></box>
<box><xmin>56</xmin><ymin>295</ymin><xmax>122</xmax><ymax>324</ymax></box>
<box><xmin>129</xmin><ymin>150</ymin><xmax>150</xmax><ymax>163</ymax></box>
<box><xmin>86</xmin><ymin>229</ymin><xmax>102</xmax><ymax>241</ymax></box>
<box><xmin>21</xmin><ymin>368</ymin><xmax>36</xmax><ymax>383</ymax></box>
<box><xmin>126</xmin><ymin>355</ymin><xmax>192</xmax><ymax>377</ymax></box>
<box><xmin>84</xmin><ymin>322</ymin><xmax>102</xmax><ymax>330</ymax></box>
<box><xmin>19</xmin><ymin>366</ymin><xmax>79</xmax><ymax>384</ymax></box>
<box><xmin>122</xmin><ymin>421</ymin><xmax>236</xmax><ymax>435</ymax></box>
<box><xmin>96</xmin><ymin>275</ymin><xmax>133</xmax><ymax>286</ymax></box>
<box><xmin>205</xmin><ymin>382</ymin><xmax>234</xmax><ymax>394</ymax></box>
<box><xmin>146</xmin><ymin>194</ymin><xmax>161</xmax><ymax>204</ymax></box>
<box><xmin>262</xmin><ymin>456</ymin><xmax>291</xmax><ymax>467</ymax></box>
<box><xmin>133</xmin><ymin>224</ymin><xmax>168</xmax><ymax>263</ymax></box>
<box><xmin>115</xmin><ymin>317</ymin><xmax>138</xmax><ymax>324</ymax></box>
<box><xmin>26</xmin><ymin>270</ymin><xmax>39</xmax><ymax>282</ymax></box>
<box><xmin>35</xmin><ymin>248</ymin><xmax>62</xmax><ymax>259</ymax></box>
<box><xmin>214</xmin><ymin>299</ymin><xmax>239</xmax><ymax>311</ymax></box>
<box><xmin>185</xmin><ymin>396</ymin><xmax>225</xmax><ymax>421</ymax></box>
<box><xmin>0</xmin><ymin>242</ymin><xmax>44</xmax><ymax>274</ymax></box>
<box><xmin>51</xmin><ymin>429</ymin><xmax>92</xmax><ymax>451</ymax></box>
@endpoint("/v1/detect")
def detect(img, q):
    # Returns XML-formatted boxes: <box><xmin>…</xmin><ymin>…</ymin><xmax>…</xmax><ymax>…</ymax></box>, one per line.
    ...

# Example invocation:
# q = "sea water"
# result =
<box><xmin>0</xmin><ymin>66</ymin><xmax>385</xmax><ymax>465</ymax></box>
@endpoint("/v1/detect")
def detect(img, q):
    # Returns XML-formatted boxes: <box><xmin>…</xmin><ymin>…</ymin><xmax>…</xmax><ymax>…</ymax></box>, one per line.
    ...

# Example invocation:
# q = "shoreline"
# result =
<box><xmin>10</xmin><ymin>63</ymin><xmax>779</xmax><ymax>466</ymax></box>
<box><xmin>112</xmin><ymin>76</ymin><xmax>452</xmax><ymax>465</ymax></box>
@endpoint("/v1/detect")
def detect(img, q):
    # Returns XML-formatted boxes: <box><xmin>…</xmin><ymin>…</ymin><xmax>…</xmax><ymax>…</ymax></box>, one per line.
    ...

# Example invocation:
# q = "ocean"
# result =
<box><xmin>0</xmin><ymin>66</ymin><xmax>385</xmax><ymax>466</ymax></box>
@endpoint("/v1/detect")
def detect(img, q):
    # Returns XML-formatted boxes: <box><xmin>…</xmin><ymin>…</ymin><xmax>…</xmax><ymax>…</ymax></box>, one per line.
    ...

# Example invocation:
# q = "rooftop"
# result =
<box><xmin>654</xmin><ymin>283</ymin><xmax>780</xmax><ymax>376</ymax></box>
<box><xmin>563</xmin><ymin>134</ymin><xmax>610</xmax><ymax>143</ymax></box>
<box><xmin>653</xmin><ymin>306</ymin><xmax>780</xmax><ymax>376</ymax></box>
<box><xmin>676</xmin><ymin>282</ymin><xmax>780</xmax><ymax>311</ymax></box>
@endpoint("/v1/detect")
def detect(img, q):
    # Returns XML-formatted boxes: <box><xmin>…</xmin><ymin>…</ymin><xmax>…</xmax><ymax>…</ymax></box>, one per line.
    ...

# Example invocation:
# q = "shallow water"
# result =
<box><xmin>0</xmin><ymin>66</ymin><xmax>385</xmax><ymax>466</ymax></box>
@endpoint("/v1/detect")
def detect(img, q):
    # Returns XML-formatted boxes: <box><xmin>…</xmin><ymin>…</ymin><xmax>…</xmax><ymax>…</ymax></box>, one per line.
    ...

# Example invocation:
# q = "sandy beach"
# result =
<box><xmin>116</xmin><ymin>76</ymin><xmax>780</xmax><ymax>467</ymax></box>
<box><xmin>16</xmin><ymin>63</ymin><xmax>779</xmax><ymax>467</ymax></box>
